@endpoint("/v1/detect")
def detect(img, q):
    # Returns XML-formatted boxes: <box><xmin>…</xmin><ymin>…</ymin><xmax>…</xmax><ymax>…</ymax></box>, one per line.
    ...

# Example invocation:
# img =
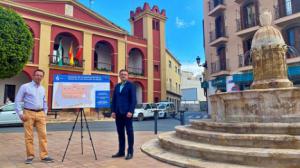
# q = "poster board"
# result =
<box><xmin>52</xmin><ymin>74</ymin><xmax>110</xmax><ymax>109</ymax></box>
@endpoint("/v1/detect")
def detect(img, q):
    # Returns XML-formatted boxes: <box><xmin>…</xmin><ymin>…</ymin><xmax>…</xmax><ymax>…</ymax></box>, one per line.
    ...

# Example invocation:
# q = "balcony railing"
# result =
<box><xmin>286</xmin><ymin>45</ymin><xmax>300</xmax><ymax>59</ymax></box>
<box><xmin>128</xmin><ymin>67</ymin><xmax>144</xmax><ymax>76</ymax></box>
<box><xmin>49</xmin><ymin>55</ymin><xmax>84</xmax><ymax>68</ymax></box>
<box><xmin>209</xmin><ymin>27</ymin><xmax>227</xmax><ymax>43</ymax></box>
<box><xmin>208</xmin><ymin>0</ymin><xmax>224</xmax><ymax>11</ymax></box>
<box><xmin>274</xmin><ymin>4</ymin><xmax>300</xmax><ymax>19</ymax></box>
<box><xmin>238</xmin><ymin>54</ymin><xmax>252</xmax><ymax>67</ymax></box>
<box><xmin>211</xmin><ymin>58</ymin><xmax>230</xmax><ymax>74</ymax></box>
<box><xmin>94</xmin><ymin>61</ymin><xmax>114</xmax><ymax>72</ymax></box>
<box><xmin>236</xmin><ymin>13</ymin><xmax>258</xmax><ymax>31</ymax></box>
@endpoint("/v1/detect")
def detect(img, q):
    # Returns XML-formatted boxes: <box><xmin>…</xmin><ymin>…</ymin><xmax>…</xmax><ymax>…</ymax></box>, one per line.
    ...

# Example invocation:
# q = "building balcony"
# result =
<box><xmin>286</xmin><ymin>52</ymin><xmax>300</xmax><ymax>64</ymax></box>
<box><xmin>238</xmin><ymin>54</ymin><xmax>252</xmax><ymax>67</ymax></box>
<box><xmin>236</xmin><ymin>16</ymin><xmax>259</xmax><ymax>37</ymax></box>
<box><xmin>237</xmin><ymin>54</ymin><xmax>253</xmax><ymax>71</ymax></box>
<box><xmin>128</xmin><ymin>67</ymin><xmax>144</xmax><ymax>76</ymax></box>
<box><xmin>209</xmin><ymin>28</ymin><xmax>228</xmax><ymax>47</ymax></box>
<box><xmin>94</xmin><ymin>61</ymin><xmax>114</xmax><ymax>72</ymax></box>
<box><xmin>208</xmin><ymin>0</ymin><xmax>226</xmax><ymax>17</ymax></box>
<box><xmin>49</xmin><ymin>55</ymin><xmax>84</xmax><ymax>70</ymax></box>
<box><xmin>211</xmin><ymin>58</ymin><xmax>230</xmax><ymax>77</ymax></box>
<box><xmin>274</xmin><ymin>5</ymin><xmax>300</xmax><ymax>26</ymax></box>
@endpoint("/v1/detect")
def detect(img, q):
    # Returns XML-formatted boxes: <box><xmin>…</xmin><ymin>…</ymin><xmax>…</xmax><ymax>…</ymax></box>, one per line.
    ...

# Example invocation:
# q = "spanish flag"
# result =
<box><xmin>75</xmin><ymin>47</ymin><xmax>83</xmax><ymax>60</ymax></box>
<box><xmin>69</xmin><ymin>42</ymin><xmax>74</xmax><ymax>66</ymax></box>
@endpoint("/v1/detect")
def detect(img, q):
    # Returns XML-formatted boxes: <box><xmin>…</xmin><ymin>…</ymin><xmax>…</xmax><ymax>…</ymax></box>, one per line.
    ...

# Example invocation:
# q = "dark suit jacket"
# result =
<box><xmin>111</xmin><ymin>81</ymin><xmax>137</xmax><ymax>115</ymax></box>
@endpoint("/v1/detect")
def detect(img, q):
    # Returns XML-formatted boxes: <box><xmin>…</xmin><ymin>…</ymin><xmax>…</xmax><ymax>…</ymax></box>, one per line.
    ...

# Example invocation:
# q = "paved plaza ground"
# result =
<box><xmin>0</xmin><ymin>131</ymin><xmax>177</xmax><ymax>168</ymax></box>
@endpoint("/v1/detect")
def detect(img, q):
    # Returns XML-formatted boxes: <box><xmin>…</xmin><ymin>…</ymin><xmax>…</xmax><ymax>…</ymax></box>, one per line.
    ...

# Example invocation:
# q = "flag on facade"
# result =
<box><xmin>69</xmin><ymin>42</ymin><xmax>74</xmax><ymax>65</ymax></box>
<box><xmin>75</xmin><ymin>47</ymin><xmax>83</xmax><ymax>61</ymax></box>
<box><xmin>57</xmin><ymin>39</ymin><xmax>63</xmax><ymax>66</ymax></box>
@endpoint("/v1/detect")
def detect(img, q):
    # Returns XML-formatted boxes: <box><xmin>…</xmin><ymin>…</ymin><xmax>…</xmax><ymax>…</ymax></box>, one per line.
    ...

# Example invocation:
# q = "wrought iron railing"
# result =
<box><xmin>274</xmin><ymin>4</ymin><xmax>300</xmax><ymax>19</ymax></box>
<box><xmin>286</xmin><ymin>45</ymin><xmax>300</xmax><ymax>59</ymax></box>
<box><xmin>128</xmin><ymin>67</ymin><xmax>144</xmax><ymax>76</ymax></box>
<box><xmin>236</xmin><ymin>13</ymin><xmax>259</xmax><ymax>31</ymax></box>
<box><xmin>211</xmin><ymin>58</ymin><xmax>230</xmax><ymax>73</ymax></box>
<box><xmin>208</xmin><ymin>0</ymin><xmax>225</xmax><ymax>12</ymax></box>
<box><xmin>209</xmin><ymin>26</ymin><xmax>227</xmax><ymax>42</ymax></box>
<box><xmin>238</xmin><ymin>53</ymin><xmax>252</xmax><ymax>67</ymax></box>
<box><xmin>49</xmin><ymin>55</ymin><xmax>84</xmax><ymax>68</ymax></box>
<box><xmin>94</xmin><ymin>61</ymin><xmax>114</xmax><ymax>72</ymax></box>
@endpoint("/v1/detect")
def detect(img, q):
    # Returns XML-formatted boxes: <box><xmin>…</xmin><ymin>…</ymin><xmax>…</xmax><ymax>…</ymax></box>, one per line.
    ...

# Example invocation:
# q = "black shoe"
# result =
<box><xmin>25</xmin><ymin>158</ymin><xmax>34</xmax><ymax>164</ymax></box>
<box><xmin>112</xmin><ymin>152</ymin><xmax>125</xmax><ymax>158</ymax></box>
<box><xmin>41</xmin><ymin>157</ymin><xmax>54</xmax><ymax>163</ymax></box>
<box><xmin>125</xmin><ymin>153</ymin><xmax>133</xmax><ymax>160</ymax></box>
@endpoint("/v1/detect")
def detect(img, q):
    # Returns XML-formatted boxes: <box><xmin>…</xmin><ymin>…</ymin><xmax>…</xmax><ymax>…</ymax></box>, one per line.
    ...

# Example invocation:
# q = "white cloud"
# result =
<box><xmin>181</xmin><ymin>62</ymin><xmax>204</xmax><ymax>77</ymax></box>
<box><xmin>176</xmin><ymin>17</ymin><xmax>196</xmax><ymax>29</ymax></box>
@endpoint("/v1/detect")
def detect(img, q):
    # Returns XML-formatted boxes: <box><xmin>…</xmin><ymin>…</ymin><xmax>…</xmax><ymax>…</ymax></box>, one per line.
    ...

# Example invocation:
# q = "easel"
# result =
<box><xmin>62</xmin><ymin>108</ymin><xmax>97</xmax><ymax>162</ymax></box>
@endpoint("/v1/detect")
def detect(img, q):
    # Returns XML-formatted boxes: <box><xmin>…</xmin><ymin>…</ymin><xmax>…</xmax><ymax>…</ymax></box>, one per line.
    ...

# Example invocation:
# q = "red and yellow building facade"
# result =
<box><xmin>0</xmin><ymin>0</ymin><xmax>169</xmax><ymax>111</ymax></box>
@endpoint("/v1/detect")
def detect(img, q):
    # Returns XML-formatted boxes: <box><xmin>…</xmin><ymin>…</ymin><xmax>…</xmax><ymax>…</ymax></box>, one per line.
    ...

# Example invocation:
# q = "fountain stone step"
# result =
<box><xmin>158</xmin><ymin>132</ymin><xmax>300</xmax><ymax>168</ymax></box>
<box><xmin>175</xmin><ymin>125</ymin><xmax>300</xmax><ymax>149</ymax></box>
<box><xmin>191</xmin><ymin>120</ymin><xmax>300</xmax><ymax>135</ymax></box>
<box><xmin>141</xmin><ymin>138</ymin><xmax>258</xmax><ymax>168</ymax></box>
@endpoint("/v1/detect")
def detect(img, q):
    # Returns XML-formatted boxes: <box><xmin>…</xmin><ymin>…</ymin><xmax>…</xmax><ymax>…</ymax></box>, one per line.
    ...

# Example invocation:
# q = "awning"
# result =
<box><xmin>288</xmin><ymin>66</ymin><xmax>300</xmax><ymax>77</ymax></box>
<box><xmin>212</xmin><ymin>76</ymin><xmax>226</xmax><ymax>87</ymax></box>
<box><xmin>201</xmin><ymin>81</ymin><xmax>209</xmax><ymax>89</ymax></box>
<box><xmin>233</xmin><ymin>72</ymin><xmax>253</xmax><ymax>84</ymax></box>
<box><xmin>232</xmin><ymin>65</ymin><xmax>300</xmax><ymax>84</ymax></box>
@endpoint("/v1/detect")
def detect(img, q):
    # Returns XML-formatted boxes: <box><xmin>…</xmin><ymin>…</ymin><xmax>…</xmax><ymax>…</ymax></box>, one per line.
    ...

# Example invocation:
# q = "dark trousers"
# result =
<box><xmin>115</xmin><ymin>114</ymin><xmax>134</xmax><ymax>154</ymax></box>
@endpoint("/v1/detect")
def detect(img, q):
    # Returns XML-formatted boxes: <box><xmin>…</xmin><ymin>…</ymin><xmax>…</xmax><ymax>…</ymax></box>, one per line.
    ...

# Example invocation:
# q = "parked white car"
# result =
<box><xmin>133</xmin><ymin>103</ymin><xmax>164</xmax><ymax>121</ymax></box>
<box><xmin>0</xmin><ymin>103</ymin><xmax>22</xmax><ymax>126</ymax></box>
<box><xmin>157</xmin><ymin>102</ymin><xmax>177</xmax><ymax>118</ymax></box>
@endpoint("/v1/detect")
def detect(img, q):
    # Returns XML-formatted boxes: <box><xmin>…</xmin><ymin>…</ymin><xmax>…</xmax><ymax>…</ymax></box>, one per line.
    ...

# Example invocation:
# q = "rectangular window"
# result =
<box><xmin>288</xmin><ymin>29</ymin><xmax>296</xmax><ymax>46</ymax></box>
<box><xmin>28</xmin><ymin>43</ymin><xmax>34</xmax><ymax>63</ymax></box>
<box><xmin>155</xmin><ymin>21</ymin><xmax>160</xmax><ymax>30</ymax></box>
<box><xmin>243</xmin><ymin>3</ymin><xmax>256</xmax><ymax>28</ymax></box>
<box><xmin>175</xmin><ymin>66</ymin><xmax>177</xmax><ymax>73</ymax></box>
<box><xmin>285</xmin><ymin>0</ymin><xmax>292</xmax><ymax>15</ymax></box>
<box><xmin>4</xmin><ymin>85</ymin><xmax>16</xmax><ymax>104</ymax></box>
<box><xmin>152</xmin><ymin>20</ymin><xmax>155</xmax><ymax>30</ymax></box>
<box><xmin>169</xmin><ymin>60</ymin><xmax>172</xmax><ymax>68</ymax></box>
<box><xmin>152</xmin><ymin>19</ymin><xmax>160</xmax><ymax>30</ymax></box>
<box><xmin>154</xmin><ymin>64</ymin><xmax>159</xmax><ymax>72</ymax></box>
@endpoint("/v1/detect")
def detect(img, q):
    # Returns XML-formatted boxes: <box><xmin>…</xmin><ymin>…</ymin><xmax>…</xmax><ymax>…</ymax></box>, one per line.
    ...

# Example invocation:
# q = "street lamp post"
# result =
<box><xmin>196</xmin><ymin>56</ymin><xmax>208</xmax><ymax>113</ymax></box>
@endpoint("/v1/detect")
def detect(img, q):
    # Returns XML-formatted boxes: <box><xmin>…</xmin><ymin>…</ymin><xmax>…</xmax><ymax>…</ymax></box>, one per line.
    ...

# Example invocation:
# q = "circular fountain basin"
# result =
<box><xmin>210</xmin><ymin>87</ymin><xmax>300</xmax><ymax>122</ymax></box>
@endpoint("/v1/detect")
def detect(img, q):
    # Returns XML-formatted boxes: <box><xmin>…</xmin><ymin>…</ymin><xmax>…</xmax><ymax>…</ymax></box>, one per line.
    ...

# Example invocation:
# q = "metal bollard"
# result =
<box><xmin>179</xmin><ymin>109</ymin><xmax>185</xmax><ymax>125</ymax></box>
<box><xmin>154</xmin><ymin>110</ymin><xmax>159</xmax><ymax>134</ymax></box>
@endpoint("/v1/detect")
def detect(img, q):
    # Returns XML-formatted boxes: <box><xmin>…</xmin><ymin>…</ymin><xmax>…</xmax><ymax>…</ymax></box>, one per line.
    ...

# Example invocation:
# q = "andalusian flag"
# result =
<box><xmin>69</xmin><ymin>42</ymin><xmax>74</xmax><ymax>66</ymax></box>
<box><xmin>57</xmin><ymin>39</ymin><xmax>63</xmax><ymax>66</ymax></box>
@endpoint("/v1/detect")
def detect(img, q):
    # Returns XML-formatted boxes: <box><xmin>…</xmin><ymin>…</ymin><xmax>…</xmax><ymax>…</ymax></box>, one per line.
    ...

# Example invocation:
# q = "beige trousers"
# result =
<box><xmin>23</xmin><ymin>110</ymin><xmax>48</xmax><ymax>159</ymax></box>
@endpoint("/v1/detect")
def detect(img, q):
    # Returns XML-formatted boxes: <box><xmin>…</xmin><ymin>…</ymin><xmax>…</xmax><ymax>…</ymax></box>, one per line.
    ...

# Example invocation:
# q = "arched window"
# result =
<box><xmin>52</xmin><ymin>32</ymin><xmax>80</xmax><ymax>67</ymax></box>
<box><xmin>128</xmin><ymin>48</ymin><xmax>144</xmax><ymax>76</ymax></box>
<box><xmin>93</xmin><ymin>41</ymin><xmax>114</xmax><ymax>72</ymax></box>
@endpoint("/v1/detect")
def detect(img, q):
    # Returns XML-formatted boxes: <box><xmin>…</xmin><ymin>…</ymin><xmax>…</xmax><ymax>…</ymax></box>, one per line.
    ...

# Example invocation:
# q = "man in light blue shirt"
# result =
<box><xmin>15</xmin><ymin>69</ymin><xmax>54</xmax><ymax>164</ymax></box>
<box><xmin>119</xmin><ymin>81</ymin><xmax>127</xmax><ymax>93</ymax></box>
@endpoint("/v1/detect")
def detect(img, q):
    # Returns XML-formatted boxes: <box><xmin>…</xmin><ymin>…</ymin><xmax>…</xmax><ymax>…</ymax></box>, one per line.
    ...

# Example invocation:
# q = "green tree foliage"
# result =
<box><xmin>0</xmin><ymin>7</ymin><xmax>33</xmax><ymax>79</ymax></box>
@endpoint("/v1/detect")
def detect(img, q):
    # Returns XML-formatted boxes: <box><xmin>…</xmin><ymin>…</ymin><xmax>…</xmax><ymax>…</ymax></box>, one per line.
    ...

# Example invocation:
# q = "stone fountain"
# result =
<box><xmin>141</xmin><ymin>11</ymin><xmax>300</xmax><ymax>168</ymax></box>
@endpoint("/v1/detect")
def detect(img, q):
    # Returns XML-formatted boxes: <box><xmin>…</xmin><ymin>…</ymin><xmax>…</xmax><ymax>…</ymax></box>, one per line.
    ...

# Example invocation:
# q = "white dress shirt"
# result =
<box><xmin>15</xmin><ymin>81</ymin><xmax>48</xmax><ymax>116</ymax></box>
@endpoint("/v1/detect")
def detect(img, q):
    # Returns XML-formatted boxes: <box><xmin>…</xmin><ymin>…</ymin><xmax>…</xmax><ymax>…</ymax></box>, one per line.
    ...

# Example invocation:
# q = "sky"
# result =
<box><xmin>79</xmin><ymin>0</ymin><xmax>205</xmax><ymax>75</ymax></box>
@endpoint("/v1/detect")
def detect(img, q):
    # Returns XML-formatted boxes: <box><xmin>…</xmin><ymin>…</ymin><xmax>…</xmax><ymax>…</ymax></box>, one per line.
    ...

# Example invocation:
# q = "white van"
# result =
<box><xmin>133</xmin><ymin>103</ymin><xmax>164</xmax><ymax>121</ymax></box>
<box><xmin>157</xmin><ymin>102</ymin><xmax>177</xmax><ymax>118</ymax></box>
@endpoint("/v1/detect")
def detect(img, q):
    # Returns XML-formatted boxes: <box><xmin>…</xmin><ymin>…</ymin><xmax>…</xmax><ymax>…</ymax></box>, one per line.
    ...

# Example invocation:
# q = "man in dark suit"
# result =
<box><xmin>111</xmin><ymin>69</ymin><xmax>137</xmax><ymax>160</ymax></box>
